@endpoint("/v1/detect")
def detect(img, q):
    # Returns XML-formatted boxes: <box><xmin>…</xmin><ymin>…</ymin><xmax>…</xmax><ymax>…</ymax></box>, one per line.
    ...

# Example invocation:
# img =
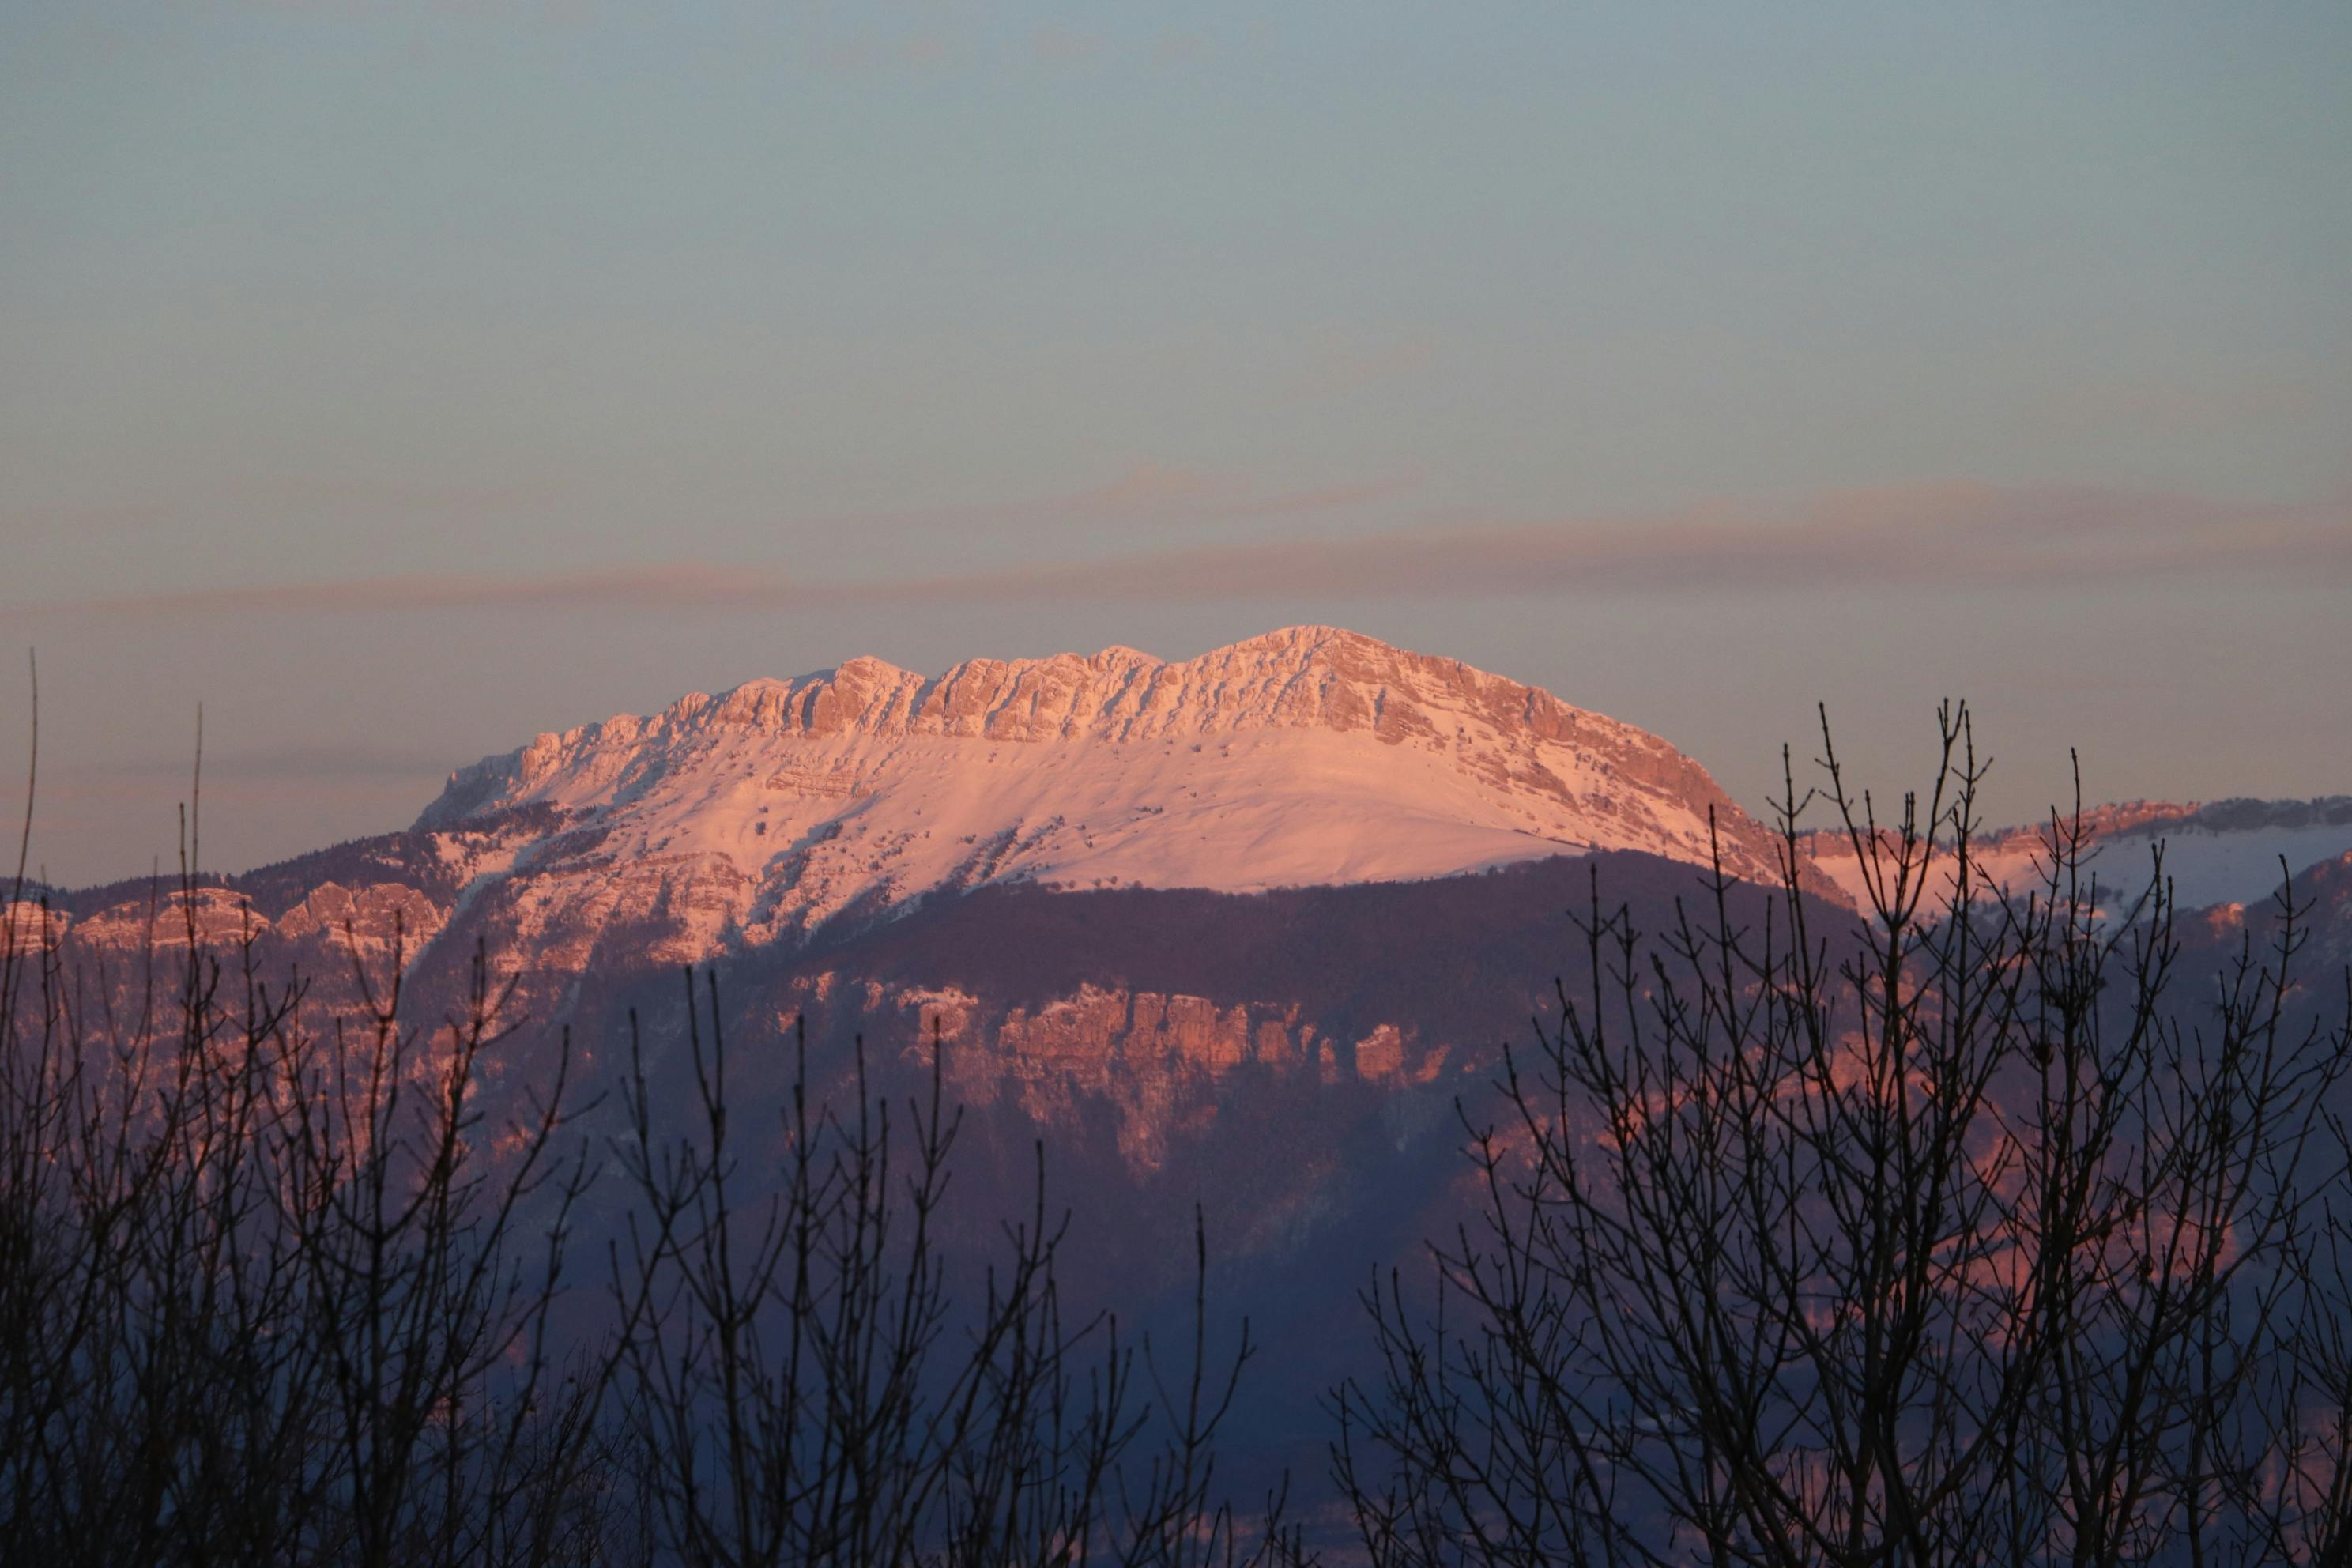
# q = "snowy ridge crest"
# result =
<box><xmin>426</xmin><ymin>628</ymin><xmax>1687</xmax><ymax>816</ymax></box>
<box><xmin>404</xmin><ymin>627</ymin><xmax>1787</xmax><ymax>967</ymax></box>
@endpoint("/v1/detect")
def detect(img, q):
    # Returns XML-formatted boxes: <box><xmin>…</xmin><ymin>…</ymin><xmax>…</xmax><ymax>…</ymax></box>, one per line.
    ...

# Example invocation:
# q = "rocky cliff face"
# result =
<box><xmin>782</xmin><ymin>974</ymin><xmax>1459</xmax><ymax>1175</ymax></box>
<box><xmin>428</xmin><ymin>625</ymin><xmax>1723</xmax><ymax>788</ymax></box>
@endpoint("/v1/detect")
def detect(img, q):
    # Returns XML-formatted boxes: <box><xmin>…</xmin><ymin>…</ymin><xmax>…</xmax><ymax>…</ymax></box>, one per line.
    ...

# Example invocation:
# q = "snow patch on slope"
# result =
<box><xmin>1800</xmin><ymin>799</ymin><xmax>2352</xmax><ymax>918</ymax></box>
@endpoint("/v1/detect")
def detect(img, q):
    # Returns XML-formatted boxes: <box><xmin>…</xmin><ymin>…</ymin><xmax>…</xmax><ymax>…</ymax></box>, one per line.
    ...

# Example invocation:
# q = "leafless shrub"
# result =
<box><xmin>0</xmin><ymin>664</ymin><xmax>1298</xmax><ymax>1566</ymax></box>
<box><xmin>1331</xmin><ymin>703</ymin><xmax>2352</xmax><ymax>1567</ymax></box>
<box><xmin>604</xmin><ymin>987</ymin><xmax>1307</xmax><ymax>1566</ymax></box>
<box><xmin>0</xmin><ymin>870</ymin><xmax>602</xmax><ymax>1562</ymax></box>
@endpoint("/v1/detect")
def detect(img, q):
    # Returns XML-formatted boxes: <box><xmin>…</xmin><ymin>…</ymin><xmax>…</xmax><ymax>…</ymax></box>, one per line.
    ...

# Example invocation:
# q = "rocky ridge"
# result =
<box><xmin>399</xmin><ymin>626</ymin><xmax>1790</xmax><ymax>972</ymax></box>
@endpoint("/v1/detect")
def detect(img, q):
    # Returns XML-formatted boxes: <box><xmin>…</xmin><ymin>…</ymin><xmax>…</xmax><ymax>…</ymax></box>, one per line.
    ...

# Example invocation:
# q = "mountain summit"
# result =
<box><xmin>413</xmin><ymin>626</ymin><xmax>1784</xmax><ymax>959</ymax></box>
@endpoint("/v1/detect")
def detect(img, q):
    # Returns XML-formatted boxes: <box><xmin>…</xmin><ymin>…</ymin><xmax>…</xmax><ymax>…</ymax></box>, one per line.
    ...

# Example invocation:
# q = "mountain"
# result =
<box><xmin>400</xmin><ymin>624</ymin><xmax>1789</xmax><ymax>971</ymax></box>
<box><xmin>26</xmin><ymin>626</ymin><xmax>2352</xmax><ymax>1035</ymax></box>
<box><xmin>27</xmin><ymin>624</ymin><xmax>2352</xmax><ymax>1078</ymax></box>
<box><xmin>17</xmin><ymin>627</ymin><xmax>2352</xmax><ymax>1524</ymax></box>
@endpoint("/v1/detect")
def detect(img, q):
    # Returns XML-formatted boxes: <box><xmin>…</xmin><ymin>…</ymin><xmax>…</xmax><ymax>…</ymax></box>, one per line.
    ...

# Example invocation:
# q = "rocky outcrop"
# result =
<box><xmin>775</xmin><ymin>975</ymin><xmax>1459</xmax><ymax>1174</ymax></box>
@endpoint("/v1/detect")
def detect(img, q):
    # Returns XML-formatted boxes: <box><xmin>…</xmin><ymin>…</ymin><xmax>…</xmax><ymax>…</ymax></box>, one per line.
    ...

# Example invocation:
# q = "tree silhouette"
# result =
<box><xmin>1332</xmin><ymin>705</ymin><xmax>2352</xmax><ymax>1567</ymax></box>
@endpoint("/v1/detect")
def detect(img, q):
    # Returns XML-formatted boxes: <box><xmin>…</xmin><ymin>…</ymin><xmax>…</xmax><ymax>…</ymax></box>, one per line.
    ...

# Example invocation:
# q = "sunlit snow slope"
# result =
<box><xmin>1799</xmin><ymin>798</ymin><xmax>2352</xmax><ymax>918</ymax></box>
<box><xmin>413</xmin><ymin>626</ymin><xmax>1786</xmax><ymax>958</ymax></box>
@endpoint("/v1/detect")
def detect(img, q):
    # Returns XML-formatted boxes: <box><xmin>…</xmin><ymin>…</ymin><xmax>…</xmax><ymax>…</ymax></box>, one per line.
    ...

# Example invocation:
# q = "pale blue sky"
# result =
<box><xmin>4</xmin><ymin>2</ymin><xmax>2348</xmax><ymax>882</ymax></box>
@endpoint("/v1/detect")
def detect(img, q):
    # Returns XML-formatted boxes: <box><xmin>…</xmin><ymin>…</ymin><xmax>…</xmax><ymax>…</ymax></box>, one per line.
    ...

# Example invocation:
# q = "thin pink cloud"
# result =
<box><xmin>1032</xmin><ymin>25</ymin><xmax>1105</xmax><ymax>66</ymax></box>
<box><xmin>809</xmin><ymin>462</ymin><xmax>1420</xmax><ymax>533</ymax></box>
<box><xmin>1076</xmin><ymin>461</ymin><xmax>1225</xmax><ymax>509</ymax></box>
<box><xmin>6</xmin><ymin>474</ymin><xmax>566</xmax><ymax>536</ymax></box>
<box><xmin>1281</xmin><ymin>337</ymin><xmax>1442</xmax><ymax>400</ymax></box>
<box><xmin>59</xmin><ymin>563</ymin><xmax>818</xmax><ymax>617</ymax></box>
<box><xmin>36</xmin><ymin>481</ymin><xmax>2348</xmax><ymax>619</ymax></box>
<box><xmin>1226</xmin><ymin>474</ymin><xmax>1426</xmax><ymax>516</ymax></box>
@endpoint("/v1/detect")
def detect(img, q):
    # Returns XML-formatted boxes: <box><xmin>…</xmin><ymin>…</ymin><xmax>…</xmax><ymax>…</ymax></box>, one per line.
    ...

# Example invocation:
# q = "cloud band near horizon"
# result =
<box><xmin>35</xmin><ymin>481</ymin><xmax>2350</xmax><ymax>620</ymax></box>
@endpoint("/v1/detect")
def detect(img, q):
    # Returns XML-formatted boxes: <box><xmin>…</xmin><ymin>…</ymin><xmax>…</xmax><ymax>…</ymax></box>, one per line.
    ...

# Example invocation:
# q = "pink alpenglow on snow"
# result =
<box><xmin>413</xmin><ymin>627</ymin><xmax>1789</xmax><ymax>959</ymax></box>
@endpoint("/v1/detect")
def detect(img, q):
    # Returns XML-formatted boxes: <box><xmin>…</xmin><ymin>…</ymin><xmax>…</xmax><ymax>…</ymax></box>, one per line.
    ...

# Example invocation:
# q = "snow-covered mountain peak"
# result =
<box><xmin>408</xmin><ymin>628</ymin><xmax>1786</xmax><ymax>963</ymax></box>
